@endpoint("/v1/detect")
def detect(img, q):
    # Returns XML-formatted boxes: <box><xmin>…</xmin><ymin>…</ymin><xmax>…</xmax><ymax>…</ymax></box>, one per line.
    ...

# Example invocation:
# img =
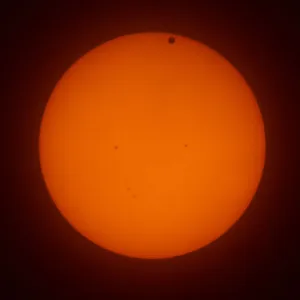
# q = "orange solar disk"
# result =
<box><xmin>39</xmin><ymin>32</ymin><xmax>266</xmax><ymax>259</ymax></box>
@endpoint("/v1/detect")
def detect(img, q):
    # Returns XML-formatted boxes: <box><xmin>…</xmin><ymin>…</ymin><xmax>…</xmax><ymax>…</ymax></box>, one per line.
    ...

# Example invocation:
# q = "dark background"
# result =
<box><xmin>5</xmin><ymin>1</ymin><xmax>299</xmax><ymax>299</ymax></box>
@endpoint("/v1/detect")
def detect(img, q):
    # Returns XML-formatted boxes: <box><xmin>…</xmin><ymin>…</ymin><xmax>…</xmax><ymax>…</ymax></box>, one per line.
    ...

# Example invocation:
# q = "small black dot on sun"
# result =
<box><xmin>168</xmin><ymin>36</ymin><xmax>176</xmax><ymax>44</ymax></box>
<box><xmin>114</xmin><ymin>145</ymin><xmax>118</xmax><ymax>150</ymax></box>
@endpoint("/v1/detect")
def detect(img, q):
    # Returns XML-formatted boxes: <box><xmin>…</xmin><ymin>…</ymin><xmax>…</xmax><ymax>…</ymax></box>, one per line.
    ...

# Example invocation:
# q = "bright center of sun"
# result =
<box><xmin>39</xmin><ymin>32</ymin><xmax>265</xmax><ymax>259</ymax></box>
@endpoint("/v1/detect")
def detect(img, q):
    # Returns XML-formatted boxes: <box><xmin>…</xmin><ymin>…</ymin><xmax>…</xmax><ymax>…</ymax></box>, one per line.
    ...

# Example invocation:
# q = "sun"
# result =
<box><xmin>39</xmin><ymin>32</ymin><xmax>265</xmax><ymax>259</ymax></box>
